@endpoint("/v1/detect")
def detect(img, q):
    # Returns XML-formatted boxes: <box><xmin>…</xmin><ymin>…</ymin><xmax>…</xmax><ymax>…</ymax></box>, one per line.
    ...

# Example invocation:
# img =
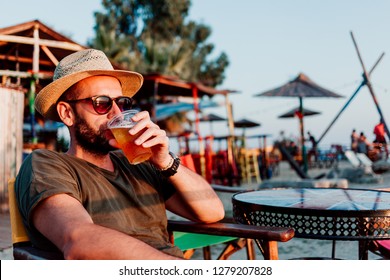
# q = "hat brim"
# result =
<box><xmin>35</xmin><ymin>69</ymin><xmax>144</xmax><ymax>121</ymax></box>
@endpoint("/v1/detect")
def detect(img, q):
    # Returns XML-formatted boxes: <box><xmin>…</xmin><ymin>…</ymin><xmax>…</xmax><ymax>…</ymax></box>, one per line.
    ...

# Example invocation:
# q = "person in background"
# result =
<box><xmin>373</xmin><ymin>119</ymin><xmax>388</xmax><ymax>159</ymax></box>
<box><xmin>351</xmin><ymin>129</ymin><xmax>358</xmax><ymax>152</ymax></box>
<box><xmin>357</xmin><ymin>132</ymin><xmax>371</xmax><ymax>155</ymax></box>
<box><xmin>307</xmin><ymin>131</ymin><xmax>318</xmax><ymax>163</ymax></box>
<box><xmin>15</xmin><ymin>49</ymin><xmax>224</xmax><ymax>260</ymax></box>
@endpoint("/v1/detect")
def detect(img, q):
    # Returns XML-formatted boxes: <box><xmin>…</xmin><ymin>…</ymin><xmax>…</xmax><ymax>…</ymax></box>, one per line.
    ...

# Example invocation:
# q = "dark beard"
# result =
<box><xmin>74</xmin><ymin>117</ymin><xmax>115</xmax><ymax>156</ymax></box>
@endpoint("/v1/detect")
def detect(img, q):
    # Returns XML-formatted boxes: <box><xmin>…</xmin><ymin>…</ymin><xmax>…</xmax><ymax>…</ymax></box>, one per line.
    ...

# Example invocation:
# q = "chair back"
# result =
<box><xmin>8</xmin><ymin>178</ymin><xmax>30</xmax><ymax>244</ymax></box>
<box><xmin>356</xmin><ymin>153</ymin><xmax>373</xmax><ymax>167</ymax></box>
<box><xmin>344</xmin><ymin>150</ymin><xmax>361</xmax><ymax>167</ymax></box>
<box><xmin>8</xmin><ymin>178</ymin><xmax>64</xmax><ymax>260</ymax></box>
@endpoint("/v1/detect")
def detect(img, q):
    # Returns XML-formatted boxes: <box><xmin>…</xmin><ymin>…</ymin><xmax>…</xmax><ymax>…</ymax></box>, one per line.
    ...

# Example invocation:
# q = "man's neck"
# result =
<box><xmin>66</xmin><ymin>145</ymin><xmax>114</xmax><ymax>172</ymax></box>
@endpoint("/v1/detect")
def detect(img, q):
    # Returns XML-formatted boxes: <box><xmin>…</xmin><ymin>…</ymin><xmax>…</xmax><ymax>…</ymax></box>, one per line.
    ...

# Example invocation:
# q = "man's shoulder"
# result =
<box><xmin>30</xmin><ymin>148</ymin><xmax>61</xmax><ymax>157</ymax></box>
<box><xmin>21</xmin><ymin>149</ymin><xmax>61</xmax><ymax>164</ymax></box>
<box><xmin>26</xmin><ymin>149</ymin><xmax>88</xmax><ymax>170</ymax></box>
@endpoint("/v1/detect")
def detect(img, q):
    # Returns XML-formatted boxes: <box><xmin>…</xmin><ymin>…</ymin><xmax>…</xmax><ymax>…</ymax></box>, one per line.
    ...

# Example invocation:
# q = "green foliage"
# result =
<box><xmin>89</xmin><ymin>0</ymin><xmax>229</xmax><ymax>87</ymax></box>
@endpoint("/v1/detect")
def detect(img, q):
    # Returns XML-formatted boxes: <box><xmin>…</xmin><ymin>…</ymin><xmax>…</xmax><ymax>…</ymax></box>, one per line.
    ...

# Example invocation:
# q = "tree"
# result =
<box><xmin>89</xmin><ymin>0</ymin><xmax>229</xmax><ymax>87</ymax></box>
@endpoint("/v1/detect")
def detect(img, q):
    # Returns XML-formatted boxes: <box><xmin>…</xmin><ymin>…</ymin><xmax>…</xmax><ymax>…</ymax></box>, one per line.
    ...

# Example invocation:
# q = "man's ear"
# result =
<box><xmin>57</xmin><ymin>101</ymin><xmax>75</xmax><ymax>126</ymax></box>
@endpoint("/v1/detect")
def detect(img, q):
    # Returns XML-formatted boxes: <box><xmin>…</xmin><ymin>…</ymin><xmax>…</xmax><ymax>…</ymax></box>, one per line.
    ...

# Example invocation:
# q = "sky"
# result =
<box><xmin>1</xmin><ymin>0</ymin><xmax>390</xmax><ymax>149</ymax></box>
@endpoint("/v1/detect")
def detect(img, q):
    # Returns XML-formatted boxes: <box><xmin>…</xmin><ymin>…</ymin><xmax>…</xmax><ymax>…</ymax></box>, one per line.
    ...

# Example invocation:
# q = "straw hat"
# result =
<box><xmin>35</xmin><ymin>49</ymin><xmax>144</xmax><ymax>121</ymax></box>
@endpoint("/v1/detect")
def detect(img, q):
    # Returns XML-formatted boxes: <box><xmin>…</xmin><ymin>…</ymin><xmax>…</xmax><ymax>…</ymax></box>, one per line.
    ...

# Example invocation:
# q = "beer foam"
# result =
<box><xmin>109</xmin><ymin>121</ymin><xmax>135</xmax><ymax>129</ymax></box>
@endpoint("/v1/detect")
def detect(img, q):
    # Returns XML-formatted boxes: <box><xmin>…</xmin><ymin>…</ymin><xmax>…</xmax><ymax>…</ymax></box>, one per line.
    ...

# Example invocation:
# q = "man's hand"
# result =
<box><xmin>109</xmin><ymin>110</ymin><xmax>172</xmax><ymax>169</ymax></box>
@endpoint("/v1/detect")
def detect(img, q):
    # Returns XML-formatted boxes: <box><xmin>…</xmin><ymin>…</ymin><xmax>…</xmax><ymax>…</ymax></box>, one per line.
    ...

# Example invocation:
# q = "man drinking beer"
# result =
<box><xmin>15</xmin><ymin>49</ymin><xmax>224</xmax><ymax>260</ymax></box>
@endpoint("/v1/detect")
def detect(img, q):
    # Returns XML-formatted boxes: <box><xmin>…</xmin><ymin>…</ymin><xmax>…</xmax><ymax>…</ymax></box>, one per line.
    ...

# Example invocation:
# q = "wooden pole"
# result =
<box><xmin>299</xmin><ymin>97</ymin><xmax>308</xmax><ymax>173</ymax></box>
<box><xmin>316</xmin><ymin>52</ymin><xmax>385</xmax><ymax>144</ymax></box>
<box><xmin>192</xmin><ymin>86</ymin><xmax>206</xmax><ymax>178</ymax></box>
<box><xmin>350</xmin><ymin>31</ymin><xmax>390</xmax><ymax>139</ymax></box>
<box><xmin>225</xmin><ymin>95</ymin><xmax>234</xmax><ymax>162</ymax></box>
<box><xmin>32</xmin><ymin>24</ymin><xmax>40</xmax><ymax>74</ymax></box>
<box><xmin>151</xmin><ymin>79</ymin><xmax>159</xmax><ymax>122</ymax></box>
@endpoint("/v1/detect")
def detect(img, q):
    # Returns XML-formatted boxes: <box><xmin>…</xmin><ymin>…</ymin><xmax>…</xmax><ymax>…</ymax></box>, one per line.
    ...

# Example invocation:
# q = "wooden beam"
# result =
<box><xmin>0</xmin><ymin>70</ymin><xmax>52</xmax><ymax>79</ymax></box>
<box><xmin>0</xmin><ymin>34</ymin><xmax>84</xmax><ymax>51</ymax></box>
<box><xmin>41</xmin><ymin>45</ymin><xmax>59</xmax><ymax>66</ymax></box>
<box><xmin>0</xmin><ymin>55</ymin><xmax>53</xmax><ymax>66</ymax></box>
<box><xmin>0</xmin><ymin>21</ymin><xmax>36</xmax><ymax>36</ymax></box>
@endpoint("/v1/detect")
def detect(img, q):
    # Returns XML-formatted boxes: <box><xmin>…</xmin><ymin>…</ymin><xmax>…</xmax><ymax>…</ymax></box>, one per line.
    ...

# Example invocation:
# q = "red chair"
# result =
<box><xmin>180</xmin><ymin>154</ymin><xmax>197</xmax><ymax>172</ymax></box>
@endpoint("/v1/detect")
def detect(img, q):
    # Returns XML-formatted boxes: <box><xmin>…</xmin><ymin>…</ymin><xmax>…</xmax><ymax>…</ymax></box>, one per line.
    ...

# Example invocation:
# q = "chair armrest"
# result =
<box><xmin>13</xmin><ymin>243</ymin><xmax>64</xmax><ymax>260</ymax></box>
<box><xmin>167</xmin><ymin>220</ymin><xmax>294</xmax><ymax>242</ymax></box>
<box><xmin>211</xmin><ymin>184</ymin><xmax>257</xmax><ymax>193</ymax></box>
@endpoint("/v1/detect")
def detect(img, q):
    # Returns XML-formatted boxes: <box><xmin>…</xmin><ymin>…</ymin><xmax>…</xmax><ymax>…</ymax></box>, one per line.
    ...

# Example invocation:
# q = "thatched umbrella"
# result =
<box><xmin>234</xmin><ymin>118</ymin><xmax>261</xmax><ymax>130</ymax></box>
<box><xmin>254</xmin><ymin>73</ymin><xmax>342</xmax><ymax>172</ymax></box>
<box><xmin>278</xmin><ymin>106</ymin><xmax>321</xmax><ymax>118</ymax></box>
<box><xmin>234</xmin><ymin>118</ymin><xmax>261</xmax><ymax>148</ymax></box>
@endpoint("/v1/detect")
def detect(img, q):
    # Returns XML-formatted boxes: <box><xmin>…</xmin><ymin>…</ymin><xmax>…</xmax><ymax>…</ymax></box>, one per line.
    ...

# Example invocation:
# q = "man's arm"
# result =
<box><xmin>32</xmin><ymin>194</ymin><xmax>182</xmax><ymax>260</ymax></box>
<box><xmin>165</xmin><ymin>164</ymin><xmax>225</xmax><ymax>223</ymax></box>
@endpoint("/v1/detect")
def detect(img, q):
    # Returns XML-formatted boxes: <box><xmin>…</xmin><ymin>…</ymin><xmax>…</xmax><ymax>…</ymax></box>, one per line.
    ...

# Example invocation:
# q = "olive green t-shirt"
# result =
<box><xmin>15</xmin><ymin>149</ymin><xmax>183</xmax><ymax>258</ymax></box>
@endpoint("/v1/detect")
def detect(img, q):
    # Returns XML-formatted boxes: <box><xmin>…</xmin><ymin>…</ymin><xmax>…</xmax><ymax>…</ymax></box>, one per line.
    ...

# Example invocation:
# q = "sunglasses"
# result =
<box><xmin>66</xmin><ymin>95</ymin><xmax>134</xmax><ymax>115</ymax></box>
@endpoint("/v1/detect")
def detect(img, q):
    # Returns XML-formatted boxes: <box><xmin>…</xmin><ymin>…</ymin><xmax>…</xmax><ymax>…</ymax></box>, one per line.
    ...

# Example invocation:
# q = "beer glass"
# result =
<box><xmin>107</xmin><ymin>110</ymin><xmax>153</xmax><ymax>164</ymax></box>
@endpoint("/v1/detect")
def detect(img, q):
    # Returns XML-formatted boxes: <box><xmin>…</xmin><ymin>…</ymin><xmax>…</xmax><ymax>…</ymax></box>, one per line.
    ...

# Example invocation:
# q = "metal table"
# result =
<box><xmin>233</xmin><ymin>187</ymin><xmax>390</xmax><ymax>259</ymax></box>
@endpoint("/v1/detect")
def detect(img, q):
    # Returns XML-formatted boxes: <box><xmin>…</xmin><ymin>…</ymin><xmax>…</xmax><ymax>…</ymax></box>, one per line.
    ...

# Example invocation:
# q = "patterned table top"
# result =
<box><xmin>233</xmin><ymin>188</ymin><xmax>390</xmax><ymax>212</ymax></box>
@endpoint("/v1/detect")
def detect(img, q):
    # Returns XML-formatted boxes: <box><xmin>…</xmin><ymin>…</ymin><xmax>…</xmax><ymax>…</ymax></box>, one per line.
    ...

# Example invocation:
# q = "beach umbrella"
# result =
<box><xmin>234</xmin><ymin>118</ymin><xmax>261</xmax><ymax>129</ymax></box>
<box><xmin>278</xmin><ymin>106</ymin><xmax>321</xmax><ymax>118</ymax></box>
<box><xmin>233</xmin><ymin>118</ymin><xmax>261</xmax><ymax>148</ymax></box>
<box><xmin>199</xmin><ymin>113</ymin><xmax>227</xmax><ymax>134</ymax></box>
<box><xmin>234</xmin><ymin>118</ymin><xmax>261</xmax><ymax>136</ymax></box>
<box><xmin>254</xmin><ymin>72</ymin><xmax>342</xmax><ymax>173</ymax></box>
<box><xmin>199</xmin><ymin>113</ymin><xmax>226</xmax><ymax>122</ymax></box>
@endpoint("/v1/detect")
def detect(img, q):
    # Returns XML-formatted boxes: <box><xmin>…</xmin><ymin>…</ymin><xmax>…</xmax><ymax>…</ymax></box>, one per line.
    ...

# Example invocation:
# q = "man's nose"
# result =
<box><xmin>108</xmin><ymin>101</ymin><xmax>122</xmax><ymax>118</ymax></box>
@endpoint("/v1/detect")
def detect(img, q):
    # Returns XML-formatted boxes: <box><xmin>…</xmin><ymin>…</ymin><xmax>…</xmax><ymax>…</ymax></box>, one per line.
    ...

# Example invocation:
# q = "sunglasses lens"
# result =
<box><xmin>93</xmin><ymin>96</ymin><xmax>112</xmax><ymax>114</ymax></box>
<box><xmin>116</xmin><ymin>97</ymin><xmax>133</xmax><ymax>112</ymax></box>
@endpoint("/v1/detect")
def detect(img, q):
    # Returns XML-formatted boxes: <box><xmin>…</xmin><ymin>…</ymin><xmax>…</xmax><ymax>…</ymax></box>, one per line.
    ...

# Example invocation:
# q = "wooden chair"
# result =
<box><xmin>179</xmin><ymin>155</ymin><xmax>257</xmax><ymax>259</ymax></box>
<box><xmin>8</xmin><ymin>179</ymin><xmax>294</xmax><ymax>260</ymax></box>
<box><xmin>8</xmin><ymin>178</ymin><xmax>63</xmax><ymax>260</ymax></box>
<box><xmin>238</xmin><ymin>148</ymin><xmax>261</xmax><ymax>184</ymax></box>
<box><xmin>168</xmin><ymin>220</ymin><xmax>294</xmax><ymax>260</ymax></box>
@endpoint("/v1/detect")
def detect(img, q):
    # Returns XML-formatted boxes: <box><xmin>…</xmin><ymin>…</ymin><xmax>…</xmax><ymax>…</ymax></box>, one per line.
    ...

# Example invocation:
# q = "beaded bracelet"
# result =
<box><xmin>159</xmin><ymin>154</ymin><xmax>174</xmax><ymax>171</ymax></box>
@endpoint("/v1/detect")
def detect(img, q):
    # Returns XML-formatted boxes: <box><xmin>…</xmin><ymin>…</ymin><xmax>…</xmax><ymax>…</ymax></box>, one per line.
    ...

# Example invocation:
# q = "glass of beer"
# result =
<box><xmin>107</xmin><ymin>110</ymin><xmax>153</xmax><ymax>164</ymax></box>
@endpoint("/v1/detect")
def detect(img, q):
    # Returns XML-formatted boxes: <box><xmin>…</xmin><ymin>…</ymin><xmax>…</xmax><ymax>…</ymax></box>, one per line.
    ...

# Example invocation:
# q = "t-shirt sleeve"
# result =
<box><xmin>15</xmin><ymin>150</ymin><xmax>81</xmax><ymax>228</ymax></box>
